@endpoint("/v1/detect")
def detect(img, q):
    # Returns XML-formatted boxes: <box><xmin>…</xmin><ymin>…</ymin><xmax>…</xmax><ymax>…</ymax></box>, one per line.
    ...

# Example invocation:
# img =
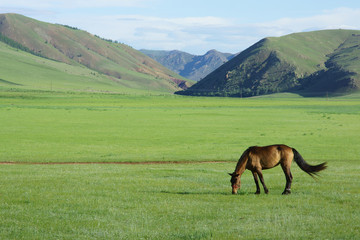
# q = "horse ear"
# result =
<box><xmin>228</xmin><ymin>173</ymin><xmax>233</xmax><ymax>176</ymax></box>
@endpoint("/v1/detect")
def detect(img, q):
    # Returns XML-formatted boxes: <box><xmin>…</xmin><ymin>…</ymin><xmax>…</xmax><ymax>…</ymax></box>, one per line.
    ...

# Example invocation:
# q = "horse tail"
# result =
<box><xmin>292</xmin><ymin>148</ymin><xmax>327</xmax><ymax>178</ymax></box>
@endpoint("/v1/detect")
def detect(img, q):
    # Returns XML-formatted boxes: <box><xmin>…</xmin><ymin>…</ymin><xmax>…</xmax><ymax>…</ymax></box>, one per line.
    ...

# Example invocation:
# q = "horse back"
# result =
<box><xmin>247</xmin><ymin>144</ymin><xmax>293</xmax><ymax>169</ymax></box>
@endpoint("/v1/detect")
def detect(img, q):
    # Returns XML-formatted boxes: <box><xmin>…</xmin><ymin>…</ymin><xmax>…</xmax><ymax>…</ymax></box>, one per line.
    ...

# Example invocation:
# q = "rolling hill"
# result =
<box><xmin>0</xmin><ymin>13</ymin><xmax>192</xmax><ymax>93</ymax></box>
<box><xmin>0</xmin><ymin>40</ymin><xmax>147</xmax><ymax>93</ymax></box>
<box><xmin>176</xmin><ymin>29</ymin><xmax>360</xmax><ymax>97</ymax></box>
<box><xmin>140</xmin><ymin>49</ymin><xmax>236</xmax><ymax>81</ymax></box>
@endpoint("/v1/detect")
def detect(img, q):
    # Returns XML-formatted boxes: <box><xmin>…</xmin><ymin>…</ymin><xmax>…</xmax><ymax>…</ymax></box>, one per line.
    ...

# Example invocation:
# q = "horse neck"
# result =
<box><xmin>234</xmin><ymin>155</ymin><xmax>248</xmax><ymax>175</ymax></box>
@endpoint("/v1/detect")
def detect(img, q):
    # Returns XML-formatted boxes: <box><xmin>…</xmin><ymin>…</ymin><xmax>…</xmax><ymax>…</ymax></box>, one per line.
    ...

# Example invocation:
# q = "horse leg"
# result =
<box><xmin>256</xmin><ymin>169</ymin><xmax>269</xmax><ymax>194</ymax></box>
<box><xmin>281</xmin><ymin>165</ymin><xmax>293</xmax><ymax>195</ymax></box>
<box><xmin>252</xmin><ymin>171</ymin><xmax>260</xmax><ymax>194</ymax></box>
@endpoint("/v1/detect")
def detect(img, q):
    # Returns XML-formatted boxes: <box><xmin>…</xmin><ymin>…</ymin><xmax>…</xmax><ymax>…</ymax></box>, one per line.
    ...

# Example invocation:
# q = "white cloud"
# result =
<box><xmin>95</xmin><ymin>7</ymin><xmax>360</xmax><ymax>54</ymax></box>
<box><xmin>0</xmin><ymin>0</ymin><xmax>149</xmax><ymax>9</ymax></box>
<box><xmin>72</xmin><ymin>15</ymin><xmax>233</xmax><ymax>53</ymax></box>
<box><xmin>253</xmin><ymin>7</ymin><xmax>360</xmax><ymax>37</ymax></box>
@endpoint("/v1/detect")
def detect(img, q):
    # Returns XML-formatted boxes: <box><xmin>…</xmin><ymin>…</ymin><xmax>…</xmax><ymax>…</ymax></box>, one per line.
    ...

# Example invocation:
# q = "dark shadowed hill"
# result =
<box><xmin>140</xmin><ymin>49</ymin><xmax>236</xmax><ymax>81</ymax></box>
<box><xmin>0</xmin><ymin>13</ymin><xmax>193</xmax><ymax>93</ymax></box>
<box><xmin>176</xmin><ymin>29</ymin><xmax>360</xmax><ymax>97</ymax></box>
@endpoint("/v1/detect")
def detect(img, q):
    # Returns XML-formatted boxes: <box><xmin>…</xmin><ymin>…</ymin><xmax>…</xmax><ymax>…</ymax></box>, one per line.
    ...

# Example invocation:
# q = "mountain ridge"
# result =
<box><xmin>176</xmin><ymin>29</ymin><xmax>360</xmax><ymax>97</ymax></box>
<box><xmin>140</xmin><ymin>49</ymin><xmax>236</xmax><ymax>81</ymax></box>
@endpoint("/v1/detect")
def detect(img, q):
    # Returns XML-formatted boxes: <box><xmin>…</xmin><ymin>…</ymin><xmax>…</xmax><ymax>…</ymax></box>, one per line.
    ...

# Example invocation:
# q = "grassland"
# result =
<box><xmin>0</xmin><ymin>90</ymin><xmax>359</xmax><ymax>163</ymax></box>
<box><xmin>1</xmin><ymin>162</ymin><xmax>359</xmax><ymax>239</ymax></box>
<box><xmin>0</xmin><ymin>90</ymin><xmax>359</xmax><ymax>239</ymax></box>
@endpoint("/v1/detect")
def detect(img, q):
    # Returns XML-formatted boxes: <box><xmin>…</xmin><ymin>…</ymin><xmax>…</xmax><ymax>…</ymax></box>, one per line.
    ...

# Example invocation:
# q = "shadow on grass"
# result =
<box><xmin>152</xmin><ymin>190</ymin><xmax>251</xmax><ymax>196</ymax></box>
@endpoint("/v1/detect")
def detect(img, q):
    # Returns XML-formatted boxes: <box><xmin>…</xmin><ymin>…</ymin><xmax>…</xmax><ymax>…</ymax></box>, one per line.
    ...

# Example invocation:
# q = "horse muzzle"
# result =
<box><xmin>232</xmin><ymin>185</ymin><xmax>238</xmax><ymax>194</ymax></box>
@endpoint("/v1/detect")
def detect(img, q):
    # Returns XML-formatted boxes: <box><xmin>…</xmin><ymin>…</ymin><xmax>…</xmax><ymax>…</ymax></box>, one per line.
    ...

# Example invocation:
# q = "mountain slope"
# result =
<box><xmin>297</xmin><ymin>32</ymin><xmax>360</xmax><ymax>94</ymax></box>
<box><xmin>0</xmin><ymin>41</ymin><xmax>153</xmax><ymax>93</ymax></box>
<box><xmin>140</xmin><ymin>49</ymin><xmax>235</xmax><ymax>81</ymax></box>
<box><xmin>0</xmin><ymin>13</ymin><xmax>192</xmax><ymax>93</ymax></box>
<box><xmin>177</xmin><ymin>29</ymin><xmax>360</xmax><ymax>97</ymax></box>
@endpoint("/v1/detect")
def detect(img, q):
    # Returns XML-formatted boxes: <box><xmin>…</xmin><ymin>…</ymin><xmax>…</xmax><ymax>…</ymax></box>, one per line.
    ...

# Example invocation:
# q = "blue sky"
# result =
<box><xmin>1</xmin><ymin>0</ymin><xmax>360</xmax><ymax>54</ymax></box>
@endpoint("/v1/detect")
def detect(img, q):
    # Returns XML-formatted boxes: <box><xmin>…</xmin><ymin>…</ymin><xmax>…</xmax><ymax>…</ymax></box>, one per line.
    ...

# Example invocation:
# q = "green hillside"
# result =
<box><xmin>0</xmin><ymin>13</ymin><xmax>192</xmax><ymax>93</ymax></box>
<box><xmin>0</xmin><ymin>41</ymin><xmax>150</xmax><ymax>93</ymax></box>
<box><xmin>177</xmin><ymin>29</ymin><xmax>360</xmax><ymax>97</ymax></box>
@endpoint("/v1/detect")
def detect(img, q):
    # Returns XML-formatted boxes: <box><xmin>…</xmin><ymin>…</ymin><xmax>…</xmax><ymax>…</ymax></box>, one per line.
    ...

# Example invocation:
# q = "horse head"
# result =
<box><xmin>229</xmin><ymin>172</ymin><xmax>240</xmax><ymax>194</ymax></box>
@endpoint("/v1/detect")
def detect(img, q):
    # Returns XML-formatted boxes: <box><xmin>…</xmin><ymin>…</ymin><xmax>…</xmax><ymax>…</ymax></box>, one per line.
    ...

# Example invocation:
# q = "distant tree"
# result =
<box><xmin>0</xmin><ymin>33</ymin><xmax>47</xmax><ymax>59</ymax></box>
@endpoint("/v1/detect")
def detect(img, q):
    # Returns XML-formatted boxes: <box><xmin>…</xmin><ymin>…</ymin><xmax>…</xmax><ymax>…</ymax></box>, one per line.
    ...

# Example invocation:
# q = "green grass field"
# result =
<box><xmin>0</xmin><ymin>90</ymin><xmax>359</xmax><ymax>239</ymax></box>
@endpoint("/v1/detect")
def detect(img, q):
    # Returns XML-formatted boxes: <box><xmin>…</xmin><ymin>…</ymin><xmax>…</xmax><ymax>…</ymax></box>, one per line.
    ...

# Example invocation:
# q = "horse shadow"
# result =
<box><xmin>143</xmin><ymin>190</ymin><xmax>250</xmax><ymax>196</ymax></box>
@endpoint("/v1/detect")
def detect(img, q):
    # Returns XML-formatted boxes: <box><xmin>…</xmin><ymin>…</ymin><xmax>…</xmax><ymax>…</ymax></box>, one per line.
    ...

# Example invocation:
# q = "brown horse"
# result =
<box><xmin>229</xmin><ymin>145</ymin><xmax>327</xmax><ymax>195</ymax></box>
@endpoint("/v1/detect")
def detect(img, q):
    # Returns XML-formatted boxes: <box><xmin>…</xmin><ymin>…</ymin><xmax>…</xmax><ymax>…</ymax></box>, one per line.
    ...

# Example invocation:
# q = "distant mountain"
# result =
<box><xmin>140</xmin><ymin>49</ymin><xmax>236</xmax><ymax>81</ymax></box>
<box><xmin>0</xmin><ymin>13</ymin><xmax>193</xmax><ymax>93</ymax></box>
<box><xmin>176</xmin><ymin>29</ymin><xmax>360</xmax><ymax>97</ymax></box>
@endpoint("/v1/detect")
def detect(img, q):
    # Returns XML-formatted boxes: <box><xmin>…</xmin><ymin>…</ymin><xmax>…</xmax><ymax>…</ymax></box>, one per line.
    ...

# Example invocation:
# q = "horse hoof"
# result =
<box><xmin>254</xmin><ymin>191</ymin><xmax>260</xmax><ymax>195</ymax></box>
<box><xmin>282</xmin><ymin>190</ymin><xmax>291</xmax><ymax>195</ymax></box>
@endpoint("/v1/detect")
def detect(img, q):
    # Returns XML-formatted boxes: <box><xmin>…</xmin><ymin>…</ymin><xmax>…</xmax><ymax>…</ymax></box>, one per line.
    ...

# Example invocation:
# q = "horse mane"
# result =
<box><xmin>235</xmin><ymin>147</ymin><xmax>250</xmax><ymax>173</ymax></box>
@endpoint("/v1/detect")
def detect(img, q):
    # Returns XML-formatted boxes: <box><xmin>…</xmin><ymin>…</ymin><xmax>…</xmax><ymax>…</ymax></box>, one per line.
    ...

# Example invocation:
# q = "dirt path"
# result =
<box><xmin>0</xmin><ymin>160</ymin><xmax>231</xmax><ymax>165</ymax></box>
